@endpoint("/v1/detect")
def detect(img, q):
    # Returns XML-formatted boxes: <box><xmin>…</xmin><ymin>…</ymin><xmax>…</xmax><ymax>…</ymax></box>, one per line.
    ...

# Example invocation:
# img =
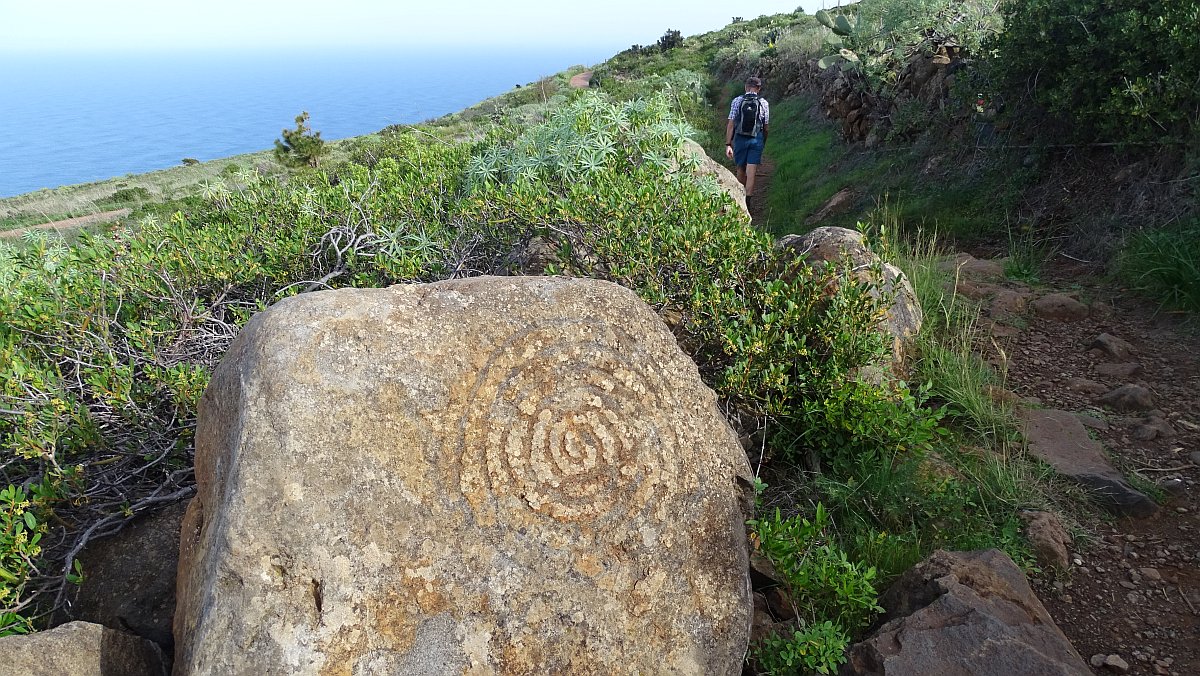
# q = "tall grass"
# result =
<box><xmin>1118</xmin><ymin>220</ymin><xmax>1200</xmax><ymax>312</ymax></box>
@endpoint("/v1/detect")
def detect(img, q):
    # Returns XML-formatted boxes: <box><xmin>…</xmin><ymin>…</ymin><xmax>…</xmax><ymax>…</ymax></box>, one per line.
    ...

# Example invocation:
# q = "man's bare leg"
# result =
<box><xmin>736</xmin><ymin>165</ymin><xmax>747</xmax><ymax>187</ymax></box>
<box><xmin>745</xmin><ymin>163</ymin><xmax>759</xmax><ymax>196</ymax></box>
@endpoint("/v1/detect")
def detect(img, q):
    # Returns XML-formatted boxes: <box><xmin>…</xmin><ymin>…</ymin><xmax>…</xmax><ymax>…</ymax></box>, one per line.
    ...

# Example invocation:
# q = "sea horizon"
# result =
<box><xmin>0</xmin><ymin>46</ymin><xmax>615</xmax><ymax>198</ymax></box>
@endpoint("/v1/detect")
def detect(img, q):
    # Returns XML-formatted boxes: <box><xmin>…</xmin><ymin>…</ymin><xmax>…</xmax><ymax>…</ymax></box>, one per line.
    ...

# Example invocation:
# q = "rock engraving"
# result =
<box><xmin>456</xmin><ymin>320</ymin><xmax>684</xmax><ymax>541</ymax></box>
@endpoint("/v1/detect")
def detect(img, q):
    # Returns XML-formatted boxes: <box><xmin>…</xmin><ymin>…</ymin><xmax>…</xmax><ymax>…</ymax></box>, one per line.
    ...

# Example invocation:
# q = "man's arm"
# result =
<box><xmin>762</xmin><ymin>123</ymin><xmax>768</xmax><ymax>147</ymax></box>
<box><xmin>725</xmin><ymin>119</ymin><xmax>735</xmax><ymax>160</ymax></box>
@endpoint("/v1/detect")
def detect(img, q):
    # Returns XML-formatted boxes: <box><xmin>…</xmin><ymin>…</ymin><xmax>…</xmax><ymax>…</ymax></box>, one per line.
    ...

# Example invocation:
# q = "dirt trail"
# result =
<box><xmin>988</xmin><ymin>260</ymin><xmax>1200</xmax><ymax>676</ymax></box>
<box><xmin>569</xmin><ymin>71</ymin><xmax>593</xmax><ymax>89</ymax></box>
<box><xmin>752</xmin><ymin>118</ymin><xmax>1199</xmax><ymax>671</ymax></box>
<box><xmin>0</xmin><ymin>209</ymin><xmax>130</xmax><ymax>239</ymax></box>
<box><xmin>746</xmin><ymin>155</ymin><xmax>774</xmax><ymax>227</ymax></box>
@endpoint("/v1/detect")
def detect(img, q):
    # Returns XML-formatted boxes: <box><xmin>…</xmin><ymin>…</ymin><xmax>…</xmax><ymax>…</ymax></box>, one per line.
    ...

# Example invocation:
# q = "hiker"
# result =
<box><xmin>725</xmin><ymin>76</ymin><xmax>770</xmax><ymax>197</ymax></box>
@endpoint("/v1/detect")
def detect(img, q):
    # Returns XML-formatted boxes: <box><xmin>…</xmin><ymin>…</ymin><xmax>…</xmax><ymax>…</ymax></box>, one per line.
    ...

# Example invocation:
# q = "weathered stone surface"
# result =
<box><xmin>1074</xmin><ymin>412</ymin><xmax>1110</xmax><ymax>432</ymax></box>
<box><xmin>952</xmin><ymin>279</ymin><xmax>996</xmax><ymax>301</ymax></box>
<box><xmin>0</xmin><ymin>621</ymin><xmax>167</xmax><ymax>676</ymax></box>
<box><xmin>1021</xmin><ymin>409</ymin><xmax>1156</xmax><ymax>517</ymax></box>
<box><xmin>778</xmin><ymin>227</ymin><xmax>922</xmax><ymax>369</ymax></box>
<box><xmin>940</xmin><ymin>253</ymin><xmax>1005</xmax><ymax>281</ymax></box>
<box><xmin>845</xmin><ymin>549</ymin><xmax>1090</xmax><ymax>676</ymax></box>
<box><xmin>1065</xmin><ymin>377</ymin><xmax>1108</xmax><ymax>395</ymax></box>
<box><xmin>57</xmin><ymin>501</ymin><xmax>187</xmax><ymax>649</ymax></box>
<box><xmin>681</xmin><ymin>139</ymin><xmax>749</xmax><ymax>220</ymax></box>
<box><xmin>989</xmin><ymin>288</ymin><xmax>1031</xmax><ymax>318</ymax></box>
<box><xmin>805</xmin><ymin>187</ymin><xmax>856</xmax><ymax>225</ymax></box>
<box><xmin>1089</xmin><ymin>333</ymin><xmax>1136</xmax><ymax>361</ymax></box>
<box><xmin>1031</xmin><ymin>294</ymin><xmax>1090</xmax><ymax>321</ymax></box>
<box><xmin>1132</xmin><ymin>415</ymin><xmax>1176</xmax><ymax>441</ymax></box>
<box><xmin>1094</xmin><ymin>362</ymin><xmax>1142</xmax><ymax>379</ymax></box>
<box><xmin>1021</xmin><ymin>510</ymin><xmax>1072</xmax><ymax>571</ymax></box>
<box><xmin>175</xmin><ymin>277</ymin><xmax>754</xmax><ymax>675</ymax></box>
<box><xmin>1096</xmin><ymin>384</ymin><xmax>1155</xmax><ymax>412</ymax></box>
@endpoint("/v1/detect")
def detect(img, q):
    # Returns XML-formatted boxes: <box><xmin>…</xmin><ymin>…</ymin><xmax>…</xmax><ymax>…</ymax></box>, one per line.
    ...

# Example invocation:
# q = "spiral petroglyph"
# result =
<box><xmin>176</xmin><ymin>279</ymin><xmax>754</xmax><ymax>674</ymax></box>
<box><xmin>456</xmin><ymin>320</ymin><xmax>684</xmax><ymax>536</ymax></box>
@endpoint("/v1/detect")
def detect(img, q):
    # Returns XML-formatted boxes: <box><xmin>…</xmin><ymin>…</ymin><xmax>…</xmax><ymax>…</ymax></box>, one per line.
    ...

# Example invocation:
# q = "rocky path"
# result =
<box><xmin>951</xmin><ymin>253</ymin><xmax>1200</xmax><ymax>676</ymax></box>
<box><xmin>0</xmin><ymin>208</ymin><xmax>130</xmax><ymax>239</ymax></box>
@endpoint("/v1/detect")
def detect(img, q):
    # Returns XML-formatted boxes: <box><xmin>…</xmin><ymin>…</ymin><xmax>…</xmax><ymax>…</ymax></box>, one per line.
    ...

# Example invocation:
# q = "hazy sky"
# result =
<box><xmin>0</xmin><ymin>1</ymin><xmax>836</xmax><ymax>53</ymax></box>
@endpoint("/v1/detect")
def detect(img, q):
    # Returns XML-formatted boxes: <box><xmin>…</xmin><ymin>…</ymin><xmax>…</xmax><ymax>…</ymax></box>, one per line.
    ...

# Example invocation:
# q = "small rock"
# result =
<box><xmin>956</xmin><ymin>255</ymin><xmax>1006</xmax><ymax>281</ymax></box>
<box><xmin>1132</xmin><ymin>416</ymin><xmax>1176</xmax><ymax>441</ymax></box>
<box><xmin>1119</xmin><ymin>581</ymin><xmax>1137</xmax><ymax>589</ymax></box>
<box><xmin>1032</xmin><ymin>293</ymin><xmax>1090</xmax><ymax>321</ymax></box>
<box><xmin>989</xmin><ymin>289</ymin><xmax>1030</xmax><ymax>317</ymax></box>
<box><xmin>1075</xmin><ymin>413</ymin><xmax>1111</xmax><ymax>431</ymax></box>
<box><xmin>1091</xmin><ymin>654</ymin><xmax>1107</xmax><ymax>668</ymax></box>
<box><xmin>1140</xmin><ymin>567</ymin><xmax>1162</xmax><ymax>582</ymax></box>
<box><xmin>1090</xmin><ymin>334</ymin><xmax>1136</xmax><ymax>361</ymax></box>
<box><xmin>983</xmin><ymin>384</ymin><xmax>1021</xmax><ymax>406</ymax></box>
<box><xmin>1190</xmin><ymin>451</ymin><xmax>1200</xmax><ymax>465</ymax></box>
<box><xmin>1066</xmin><ymin>377</ymin><xmax>1109</xmax><ymax>395</ymax></box>
<box><xmin>1095</xmin><ymin>362</ymin><xmax>1143</xmax><ymax>378</ymax></box>
<box><xmin>1097</xmin><ymin>384</ymin><xmax>1155</xmax><ymax>412</ymax></box>
<box><xmin>1158</xmin><ymin>478</ymin><xmax>1186</xmax><ymax>496</ymax></box>
<box><xmin>1023</xmin><ymin>511</ymin><xmax>1072</xmax><ymax>571</ymax></box>
<box><xmin>1104</xmin><ymin>654</ymin><xmax>1131</xmax><ymax>673</ymax></box>
<box><xmin>1176</xmin><ymin>507</ymin><xmax>1189</xmax><ymax>514</ymax></box>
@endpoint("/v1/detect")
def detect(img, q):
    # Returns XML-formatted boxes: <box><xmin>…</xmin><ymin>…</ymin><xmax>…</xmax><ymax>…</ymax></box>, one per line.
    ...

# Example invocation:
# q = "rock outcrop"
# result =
<box><xmin>778</xmin><ymin>227</ymin><xmax>923</xmax><ymax>369</ymax></box>
<box><xmin>175</xmin><ymin>276</ymin><xmax>755</xmax><ymax>675</ymax></box>
<box><xmin>845</xmin><ymin>549</ymin><xmax>1091</xmax><ymax>676</ymax></box>
<box><xmin>680</xmin><ymin>139</ymin><xmax>749</xmax><ymax>219</ymax></box>
<box><xmin>57</xmin><ymin>501</ymin><xmax>188</xmax><ymax>649</ymax></box>
<box><xmin>0</xmin><ymin>621</ymin><xmax>168</xmax><ymax>676</ymax></box>
<box><xmin>1021</xmin><ymin>409</ymin><xmax>1156</xmax><ymax>517</ymax></box>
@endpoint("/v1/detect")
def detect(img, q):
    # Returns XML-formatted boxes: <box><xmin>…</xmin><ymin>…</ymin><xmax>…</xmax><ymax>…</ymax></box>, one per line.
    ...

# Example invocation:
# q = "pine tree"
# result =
<box><xmin>274</xmin><ymin>111</ymin><xmax>328</xmax><ymax>168</ymax></box>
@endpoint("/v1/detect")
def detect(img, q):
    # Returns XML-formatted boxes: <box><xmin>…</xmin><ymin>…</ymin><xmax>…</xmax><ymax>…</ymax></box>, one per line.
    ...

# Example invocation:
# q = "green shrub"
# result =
<box><xmin>754</xmin><ymin>621</ymin><xmax>850</xmax><ymax>675</ymax></box>
<box><xmin>749</xmin><ymin>503</ymin><xmax>881</xmax><ymax>674</ymax></box>
<box><xmin>991</xmin><ymin>0</ymin><xmax>1200</xmax><ymax>144</ymax></box>
<box><xmin>0</xmin><ymin>485</ymin><xmax>49</xmax><ymax>636</ymax></box>
<box><xmin>108</xmin><ymin>186</ymin><xmax>151</xmax><ymax>204</ymax></box>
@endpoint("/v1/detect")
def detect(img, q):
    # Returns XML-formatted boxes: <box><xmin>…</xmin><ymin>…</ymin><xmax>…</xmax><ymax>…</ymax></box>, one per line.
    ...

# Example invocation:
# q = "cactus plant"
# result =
<box><xmin>815</xmin><ymin>10</ymin><xmax>857</xmax><ymax>37</ymax></box>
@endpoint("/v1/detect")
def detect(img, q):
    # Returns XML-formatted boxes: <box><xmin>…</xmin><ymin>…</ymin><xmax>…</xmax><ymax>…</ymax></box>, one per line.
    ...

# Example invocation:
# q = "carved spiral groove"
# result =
<box><xmin>456</xmin><ymin>321</ymin><xmax>683</xmax><ymax>536</ymax></box>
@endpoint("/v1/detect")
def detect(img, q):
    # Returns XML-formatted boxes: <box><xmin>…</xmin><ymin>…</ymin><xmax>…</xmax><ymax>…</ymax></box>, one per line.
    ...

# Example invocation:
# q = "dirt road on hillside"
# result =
<box><xmin>569</xmin><ymin>71</ymin><xmax>593</xmax><ymax>89</ymax></box>
<box><xmin>0</xmin><ymin>209</ymin><xmax>130</xmax><ymax>239</ymax></box>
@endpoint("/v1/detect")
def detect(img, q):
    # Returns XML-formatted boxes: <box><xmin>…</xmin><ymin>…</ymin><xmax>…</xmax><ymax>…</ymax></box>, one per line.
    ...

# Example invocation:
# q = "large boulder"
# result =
<box><xmin>0</xmin><ymin>621</ymin><xmax>168</xmax><ymax>675</ymax></box>
<box><xmin>175</xmin><ymin>276</ymin><xmax>755</xmax><ymax>675</ymax></box>
<box><xmin>777</xmin><ymin>227</ymin><xmax>923</xmax><ymax>369</ymax></box>
<box><xmin>845</xmin><ymin>549</ymin><xmax>1090</xmax><ymax>676</ymax></box>
<box><xmin>56</xmin><ymin>501</ymin><xmax>188</xmax><ymax>649</ymax></box>
<box><xmin>680</xmin><ymin>139</ymin><xmax>749</xmax><ymax>220</ymax></box>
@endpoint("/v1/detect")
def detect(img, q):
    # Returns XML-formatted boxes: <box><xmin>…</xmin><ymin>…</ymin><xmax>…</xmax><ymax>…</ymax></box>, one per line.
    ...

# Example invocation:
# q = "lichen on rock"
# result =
<box><xmin>174</xmin><ymin>276</ymin><xmax>754</xmax><ymax>675</ymax></box>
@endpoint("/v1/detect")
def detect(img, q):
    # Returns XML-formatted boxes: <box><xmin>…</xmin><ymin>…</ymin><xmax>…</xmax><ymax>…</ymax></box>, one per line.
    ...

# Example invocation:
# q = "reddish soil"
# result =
<box><xmin>746</xmin><ymin>155</ymin><xmax>774</xmax><ymax>227</ymax></box>
<box><xmin>0</xmin><ymin>209</ymin><xmax>130</xmax><ymax>239</ymax></box>
<box><xmin>973</xmin><ymin>256</ymin><xmax>1200</xmax><ymax>675</ymax></box>
<box><xmin>569</xmin><ymin>71</ymin><xmax>593</xmax><ymax>89</ymax></box>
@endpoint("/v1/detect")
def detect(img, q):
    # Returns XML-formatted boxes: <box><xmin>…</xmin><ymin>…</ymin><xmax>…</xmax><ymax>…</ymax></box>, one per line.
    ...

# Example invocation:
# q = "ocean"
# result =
<box><xmin>0</xmin><ymin>47</ymin><xmax>613</xmax><ymax>198</ymax></box>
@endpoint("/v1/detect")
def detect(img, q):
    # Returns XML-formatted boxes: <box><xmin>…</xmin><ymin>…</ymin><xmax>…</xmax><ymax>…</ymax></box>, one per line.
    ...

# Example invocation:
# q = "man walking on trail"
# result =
<box><xmin>725</xmin><ymin>76</ymin><xmax>770</xmax><ymax>197</ymax></box>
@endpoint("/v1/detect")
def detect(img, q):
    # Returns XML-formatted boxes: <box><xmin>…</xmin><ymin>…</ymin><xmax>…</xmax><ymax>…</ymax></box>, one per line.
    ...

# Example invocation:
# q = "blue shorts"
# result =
<box><xmin>732</xmin><ymin>133</ymin><xmax>764</xmax><ymax>166</ymax></box>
